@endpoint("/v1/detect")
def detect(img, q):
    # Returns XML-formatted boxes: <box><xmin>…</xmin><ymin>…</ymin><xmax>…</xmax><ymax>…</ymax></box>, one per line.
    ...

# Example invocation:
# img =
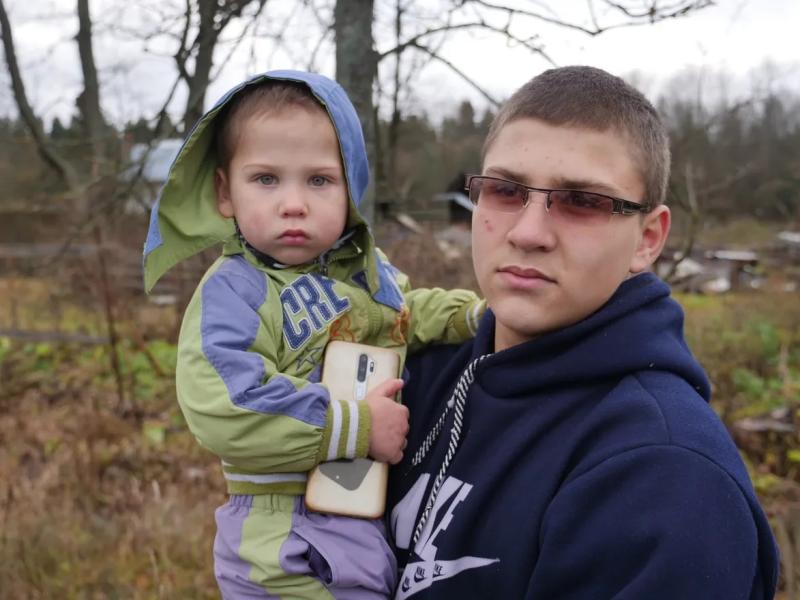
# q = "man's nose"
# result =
<box><xmin>505</xmin><ymin>193</ymin><xmax>556</xmax><ymax>250</ymax></box>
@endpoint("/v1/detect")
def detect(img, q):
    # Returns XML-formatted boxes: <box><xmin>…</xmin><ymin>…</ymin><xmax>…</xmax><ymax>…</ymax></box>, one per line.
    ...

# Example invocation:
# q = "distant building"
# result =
<box><xmin>432</xmin><ymin>189</ymin><xmax>473</xmax><ymax>261</ymax></box>
<box><xmin>433</xmin><ymin>191</ymin><xmax>473</xmax><ymax>222</ymax></box>
<box><xmin>129</xmin><ymin>139</ymin><xmax>182</xmax><ymax>183</ymax></box>
<box><xmin>777</xmin><ymin>231</ymin><xmax>800</xmax><ymax>258</ymax></box>
<box><xmin>123</xmin><ymin>139</ymin><xmax>182</xmax><ymax>213</ymax></box>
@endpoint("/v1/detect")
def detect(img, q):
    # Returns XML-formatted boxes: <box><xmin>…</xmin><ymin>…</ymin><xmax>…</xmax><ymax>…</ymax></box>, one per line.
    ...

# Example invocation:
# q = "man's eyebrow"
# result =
<box><xmin>550</xmin><ymin>177</ymin><xmax>619</xmax><ymax>195</ymax></box>
<box><xmin>483</xmin><ymin>166</ymin><xmax>528</xmax><ymax>183</ymax></box>
<box><xmin>484</xmin><ymin>167</ymin><xmax>619</xmax><ymax>196</ymax></box>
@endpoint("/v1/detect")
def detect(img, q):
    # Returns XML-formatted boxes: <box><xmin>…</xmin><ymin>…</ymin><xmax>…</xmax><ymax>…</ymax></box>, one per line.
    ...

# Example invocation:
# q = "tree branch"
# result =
<box><xmin>464</xmin><ymin>0</ymin><xmax>713</xmax><ymax>36</ymax></box>
<box><xmin>410</xmin><ymin>42</ymin><xmax>501</xmax><ymax>107</ymax></box>
<box><xmin>379</xmin><ymin>22</ymin><xmax>491</xmax><ymax>59</ymax></box>
<box><xmin>603</xmin><ymin>0</ymin><xmax>714</xmax><ymax>22</ymax></box>
<box><xmin>210</xmin><ymin>1</ymin><xmax>268</xmax><ymax>81</ymax></box>
<box><xmin>663</xmin><ymin>160</ymin><xmax>700</xmax><ymax>283</ymax></box>
<box><xmin>464</xmin><ymin>0</ymin><xmax>611</xmax><ymax>35</ymax></box>
<box><xmin>0</xmin><ymin>0</ymin><xmax>80</xmax><ymax>190</ymax></box>
<box><xmin>173</xmin><ymin>0</ymin><xmax>192</xmax><ymax>83</ymax></box>
<box><xmin>304</xmin><ymin>0</ymin><xmax>335</xmax><ymax>70</ymax></box>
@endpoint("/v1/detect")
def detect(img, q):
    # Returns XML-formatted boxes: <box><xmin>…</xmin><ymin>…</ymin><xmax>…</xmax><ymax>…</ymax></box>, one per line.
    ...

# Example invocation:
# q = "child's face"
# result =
<box><xmin>471</xmin><ymin>118</ymin><xmax>670</xmax><ymax>351</ymax></box>
<box><xmin>215</xmin><ymin>105</ymin><xmax>349</xmax><ymax>266</ymax></box>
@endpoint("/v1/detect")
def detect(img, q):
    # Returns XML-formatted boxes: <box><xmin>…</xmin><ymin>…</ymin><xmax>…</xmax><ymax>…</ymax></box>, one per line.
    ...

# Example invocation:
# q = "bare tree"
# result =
<box><xmin>366</xmin><ymin>0</ymin><xmax>714</xmax><ymax>217</ymax></box>
<box><xmin>334</xmin><ymin>0</ymin><xmax>379</xmax><ymax>224</ymax></box>
<box><xmin>0</xmin><ymin>0</ymin><xmax>80</xmax><ymax>193</ymax></box>
<box><xmin>175</xmin><ymin>0</ymin><xmax>268</xmax><ymax>133</ymax></box>
<box><xmin>76</xmin><ymin>0</ymin><xmax>107</xmax><ymax>175</ymax></box>
<box><xmin>0</xmin><ymin>0</ymin><xmax>269</xmax><ymax>217</ymax></box>
<box><xmin>1</xmin><ymin>0</ymin><xmax>714</xmax><ymax>223</ymax></box>
<box><xmin>220</xmin><ymin>0</ymin><xmax>715</xmax><ymax>221</ymax></box>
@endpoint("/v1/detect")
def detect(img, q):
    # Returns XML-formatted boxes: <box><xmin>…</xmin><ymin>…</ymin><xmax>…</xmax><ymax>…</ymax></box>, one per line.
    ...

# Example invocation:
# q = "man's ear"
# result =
<box><xmin>630</xmin><ymin>205</ymin><xmax>670</xmax><ymax>274</ymax></box>
<box><xmin>215</xmin><ymin>168</ymin><xmax>235</xmax><ymax>218</ymax></box>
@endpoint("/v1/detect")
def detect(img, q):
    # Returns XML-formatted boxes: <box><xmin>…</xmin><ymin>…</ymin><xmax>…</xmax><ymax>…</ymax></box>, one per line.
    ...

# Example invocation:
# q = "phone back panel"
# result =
<box><xmin>305</xmin><ymin>341</ymin><xmax>401</xmax><ymax>518</ymax></box>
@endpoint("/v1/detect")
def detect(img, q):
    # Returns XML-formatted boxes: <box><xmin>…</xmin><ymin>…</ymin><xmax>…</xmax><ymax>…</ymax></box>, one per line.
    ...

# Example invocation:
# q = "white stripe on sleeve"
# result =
<box><xmin>327</xmin><ymin>400</ymin><xmax>343</xmax><ymax>461</ymax></box>
<box><xmin>346</xmin><ymin>400</ymin><xmax>359</xmax><ymax>458</ymax></box>
<box><xmin>223</xmin><ymin>472</ymin><xmax>307</xmax><ymax>484</ymax></box>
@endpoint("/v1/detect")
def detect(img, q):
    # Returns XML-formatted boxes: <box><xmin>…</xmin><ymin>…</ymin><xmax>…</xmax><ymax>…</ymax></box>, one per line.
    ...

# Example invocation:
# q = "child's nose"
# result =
<box><xmin>279</xmin><ymin>187</ymin><xmax>309</xmax><ymax>217</ymax></box>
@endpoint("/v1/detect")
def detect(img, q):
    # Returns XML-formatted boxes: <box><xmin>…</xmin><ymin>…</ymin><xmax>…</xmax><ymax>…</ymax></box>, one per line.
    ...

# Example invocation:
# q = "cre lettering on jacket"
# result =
<box><xmin>281</xmin><ymin>274</ymin><xmax>351</xmax><ymax>349</ymax></box>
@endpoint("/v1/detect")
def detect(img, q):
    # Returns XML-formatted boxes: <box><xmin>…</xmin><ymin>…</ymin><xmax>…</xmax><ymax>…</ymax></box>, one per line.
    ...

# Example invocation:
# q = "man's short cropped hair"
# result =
<box><xmin>215</xmin><ymin>80</ymin><xmax>324</xmax><ymax>168</ymax></box>
<box><xmin>484</xmin><ymin>66</ymin><xmax>670</xmax><ymax>208</ymax></box>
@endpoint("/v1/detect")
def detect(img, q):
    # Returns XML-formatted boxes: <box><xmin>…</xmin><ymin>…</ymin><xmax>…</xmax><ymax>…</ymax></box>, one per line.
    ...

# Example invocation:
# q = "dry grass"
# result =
<box><xmin>0</xmin><ymin>357</ymin><xmax>223</xmax><ymax>598</ymax></box>
<box><xmin>0</xmin><ymin>282</ymin><xmax>222</xmax><ymax>598</ymax></box>
<box><xmin>2</xmin><ymin>236</ymin><xmax>800</xmax><ymax>597</ymax></box>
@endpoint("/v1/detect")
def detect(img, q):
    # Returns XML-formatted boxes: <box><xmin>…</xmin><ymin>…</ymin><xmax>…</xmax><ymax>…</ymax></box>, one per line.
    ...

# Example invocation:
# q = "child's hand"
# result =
<box><xmin>365</xmin><ymin>378</ymin><xmax>408</xmax><ymax>464</ymax></box>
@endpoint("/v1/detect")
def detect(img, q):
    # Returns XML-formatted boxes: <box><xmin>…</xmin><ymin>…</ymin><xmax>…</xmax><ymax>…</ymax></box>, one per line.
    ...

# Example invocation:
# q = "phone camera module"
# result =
<box><xmin>357</xmin><ymin>354</ymin><xmax>368</xmax><ymax>382</ymax></box>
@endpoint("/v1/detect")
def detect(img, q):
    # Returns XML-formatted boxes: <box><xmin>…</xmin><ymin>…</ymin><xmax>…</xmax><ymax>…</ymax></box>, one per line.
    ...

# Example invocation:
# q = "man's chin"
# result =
<box><xmin>491</xmin><ymin>308</ymin><xmax>546</xmax><ymax>346</ymax></box>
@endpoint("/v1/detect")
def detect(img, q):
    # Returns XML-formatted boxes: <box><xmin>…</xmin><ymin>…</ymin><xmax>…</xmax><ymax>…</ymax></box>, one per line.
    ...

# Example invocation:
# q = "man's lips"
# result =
<box><xmin>499</xmin><ymin>265</ymin><xmax>554</xmax><ymax>280</ymax></box>
<box><xmin>497</xmin><ymin>265</ymin><xmax>555</xmax><ymax>288</ymax></box>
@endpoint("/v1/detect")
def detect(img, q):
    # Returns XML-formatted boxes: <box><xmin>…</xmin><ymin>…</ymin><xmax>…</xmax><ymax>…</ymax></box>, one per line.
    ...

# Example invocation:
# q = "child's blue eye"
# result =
<box><xmin>258</xmin><ymin>175</ymin><xmax>277</xmax><ymax>185</ymax></box>
<box><xmin>309</xmin><ymin>175</ymin><xmax>328</xmax><ymax>187</ymax></box>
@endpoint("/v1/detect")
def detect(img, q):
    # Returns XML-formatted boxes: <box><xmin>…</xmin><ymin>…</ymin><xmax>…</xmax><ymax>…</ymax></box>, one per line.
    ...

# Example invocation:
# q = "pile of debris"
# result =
<box><xmin>659</xmin><ymin>230</ymin><xmax>800</xmax><ymax>294</ymax></box>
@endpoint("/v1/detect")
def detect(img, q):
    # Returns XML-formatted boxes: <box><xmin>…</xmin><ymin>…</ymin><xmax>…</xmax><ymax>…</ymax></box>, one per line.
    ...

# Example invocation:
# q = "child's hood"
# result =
<box><xmin>142</xmin><ymin>70</ymin><xmax>381</xmax><ymax>296</ymax></box>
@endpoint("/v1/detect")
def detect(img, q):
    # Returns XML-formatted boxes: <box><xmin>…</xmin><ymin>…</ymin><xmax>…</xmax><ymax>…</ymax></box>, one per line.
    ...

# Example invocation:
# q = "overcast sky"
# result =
<box><xmin>1</xmin><ymin>0</ymin><xmax>798</xmax><ymax>128</ymax></box>
<box><xmin>417</xmin><ymin>0</ymin><xmax>800</xmax><ymax>119</ymax></box>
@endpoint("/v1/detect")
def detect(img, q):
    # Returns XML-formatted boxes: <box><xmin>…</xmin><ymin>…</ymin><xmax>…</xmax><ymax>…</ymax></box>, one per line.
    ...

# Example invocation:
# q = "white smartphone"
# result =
<box><xmin>305</xmin><ymin>341</ymin><xmax>401</xmax><ymax>518</ymax></box>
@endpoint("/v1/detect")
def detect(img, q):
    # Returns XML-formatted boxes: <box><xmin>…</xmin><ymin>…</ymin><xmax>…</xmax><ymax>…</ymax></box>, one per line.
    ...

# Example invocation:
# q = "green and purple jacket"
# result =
<box><xmin>142</xmin><ymin>71</ymin><xmax>483</xmax><ymax>497</ymax></box>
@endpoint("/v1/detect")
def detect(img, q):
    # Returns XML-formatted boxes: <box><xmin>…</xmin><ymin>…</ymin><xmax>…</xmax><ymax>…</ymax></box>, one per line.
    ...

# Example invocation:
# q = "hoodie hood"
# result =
<box><xmin>473</xmin><ymin>272</ymin><xmax>711</xmax><ymax>400</ymax></box>
<box><xmin>142</xmin><ymin>70</ymin><xmax>379</xmax><ymax>295</ymax></box>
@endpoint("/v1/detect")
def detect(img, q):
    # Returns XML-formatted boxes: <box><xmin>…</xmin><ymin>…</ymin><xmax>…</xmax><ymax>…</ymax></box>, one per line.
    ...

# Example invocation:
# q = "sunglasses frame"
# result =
<box><xmin>464</xmin><ymin>174</ymin><xmax>651</xmax><ymax>217</ymax></box>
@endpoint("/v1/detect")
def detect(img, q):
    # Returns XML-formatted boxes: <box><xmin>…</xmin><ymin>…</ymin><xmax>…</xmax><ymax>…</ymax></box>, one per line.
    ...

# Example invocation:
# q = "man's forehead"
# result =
<box><xmin>483</xmin><ymin>119</ymin><xmax>645</xmax><ymax>198</ymax></box>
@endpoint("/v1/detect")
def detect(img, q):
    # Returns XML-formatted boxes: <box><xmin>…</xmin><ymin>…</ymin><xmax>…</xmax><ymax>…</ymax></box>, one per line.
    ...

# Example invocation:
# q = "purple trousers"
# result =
<box><xmin>213</xmin><ymin>494</ymin><xmax>397</xmax><ymax>599</ymax></box>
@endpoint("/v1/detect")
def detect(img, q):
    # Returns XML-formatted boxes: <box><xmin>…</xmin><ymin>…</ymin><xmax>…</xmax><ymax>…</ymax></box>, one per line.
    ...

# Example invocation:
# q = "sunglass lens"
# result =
<box><xmin>550</xmin><ymin>190</ymin><xmax>612</xmax><ymax>223</ymax></box>
<box><xmin>479</xmin><ymin>179</ymin><xmax>526</xmax><ymax>212</ymax></box>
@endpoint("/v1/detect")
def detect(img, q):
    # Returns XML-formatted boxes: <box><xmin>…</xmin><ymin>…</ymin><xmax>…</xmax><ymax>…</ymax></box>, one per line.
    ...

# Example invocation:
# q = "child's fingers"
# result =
<box><xmin>373</xmin><ymin>377</ymin><xmax>405</xmax><ymax>398</ymax></box>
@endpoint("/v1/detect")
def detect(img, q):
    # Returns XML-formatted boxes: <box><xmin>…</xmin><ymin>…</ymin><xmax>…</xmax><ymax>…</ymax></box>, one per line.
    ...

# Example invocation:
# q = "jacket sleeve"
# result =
<box><xmin>403</xmin><ymin>287</ymin><xmax>485</xmax><ymax>353</ymax></box>
<box><xmin>387</xmin><ymin>262</ymin><xmax>484</xmax><ymax>352</ymax></box>
<box><xmin>175</xmin><ymin>263</ymin><xmax>370</xmax><ymax>474</ymax></box>
<box><xmin>526</xmin><ymin>445</ymin><xmax>777</xmax><ymax>600</ymax></box>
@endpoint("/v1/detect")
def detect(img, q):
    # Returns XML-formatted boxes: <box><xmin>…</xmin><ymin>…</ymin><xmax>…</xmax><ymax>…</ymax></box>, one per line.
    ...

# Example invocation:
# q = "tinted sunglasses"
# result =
<box><xmin>465</xmin><ymin>175</ymin><xmax>651</xmax><ymax>225</ymax></box>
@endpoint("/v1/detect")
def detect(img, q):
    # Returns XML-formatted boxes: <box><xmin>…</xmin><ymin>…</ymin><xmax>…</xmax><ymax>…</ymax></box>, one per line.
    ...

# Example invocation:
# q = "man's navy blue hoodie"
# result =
<box><xmin>387</xmin><ymin>273</ymin><xmax>778</xmax><ymax>599</ymax></box>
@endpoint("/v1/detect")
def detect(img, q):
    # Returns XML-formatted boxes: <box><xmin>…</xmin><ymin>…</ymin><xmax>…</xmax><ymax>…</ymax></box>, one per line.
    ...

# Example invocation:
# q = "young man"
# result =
<box><xmin>387</xmin><ymin>66</ymin><xmax>779</xmax><ymax>599</ymax></box>
<box><xmin>143</xmin><ymin>71</ymin><xmax>484</xmax><ymax>598</ymax></box>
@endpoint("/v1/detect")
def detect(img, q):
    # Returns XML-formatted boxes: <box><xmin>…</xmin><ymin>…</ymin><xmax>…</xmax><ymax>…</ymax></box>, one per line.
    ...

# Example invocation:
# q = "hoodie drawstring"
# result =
<box><xmin>410</xmin><ymin>355</ymin><xmax>488</xmax><ymax>547</ymax></box>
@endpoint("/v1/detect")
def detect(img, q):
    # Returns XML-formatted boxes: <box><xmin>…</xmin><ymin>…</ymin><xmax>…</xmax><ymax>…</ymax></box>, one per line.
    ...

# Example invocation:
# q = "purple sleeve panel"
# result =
<box><xmin>372</xmin><ymin>256</ymin><xmax>405</xmax><ymax>311</ymax></box>
<box><xmin>200</xmin><ymin>257</ymin><xmax>329</xmax><ymax>427</ymax></box>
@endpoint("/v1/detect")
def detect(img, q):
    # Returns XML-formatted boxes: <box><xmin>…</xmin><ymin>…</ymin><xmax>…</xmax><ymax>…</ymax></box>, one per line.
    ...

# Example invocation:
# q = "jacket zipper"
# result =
<box><xmin>316</xmin><ymin>241</ymin><xmax>361</xmax><ymax>277</ymax></box>
<box><xmin>317</xmin><ymin>252</ymin><xmax>329</xmax><ymax>276</ymax></box>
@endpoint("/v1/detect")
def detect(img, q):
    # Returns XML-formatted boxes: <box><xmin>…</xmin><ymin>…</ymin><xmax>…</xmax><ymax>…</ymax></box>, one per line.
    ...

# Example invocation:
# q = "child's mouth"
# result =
<box><xmin>281</xmin><ymin>230</ymin><xmax>309</xmax><ymax>245</ymax></box>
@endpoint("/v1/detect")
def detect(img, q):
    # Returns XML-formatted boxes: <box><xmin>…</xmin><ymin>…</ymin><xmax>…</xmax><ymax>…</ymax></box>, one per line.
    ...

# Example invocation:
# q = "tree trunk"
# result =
<box><xmin>386</xmin><ymin>0</ymin><xmax>403</xmax><ymax>216</ymax></box>
<box><xmin>76</xmin><ymin>0</ymin><xmax>107</xmax><ymax>175</ymax></box>
<box><xmin>0</xmin><ymin>0</ymin><xmax>79</xmax><ymax>192</ymax></box>
<box><xmin>183</xmin><ymin>0</ymin><xmax>217</xmax><ymax>134</ymax></box>
<box><xmin>334</xmin><ymin>0</ymin><xmax>378</xmax><ymax>224</ymax></box>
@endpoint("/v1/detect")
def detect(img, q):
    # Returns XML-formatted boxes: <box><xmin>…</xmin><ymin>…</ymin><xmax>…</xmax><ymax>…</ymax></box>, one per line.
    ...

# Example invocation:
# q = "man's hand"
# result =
<box><xmin>365</xmin><ymin>378</ymin><xmax>408</xmax><ymax>464</ymax></box>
